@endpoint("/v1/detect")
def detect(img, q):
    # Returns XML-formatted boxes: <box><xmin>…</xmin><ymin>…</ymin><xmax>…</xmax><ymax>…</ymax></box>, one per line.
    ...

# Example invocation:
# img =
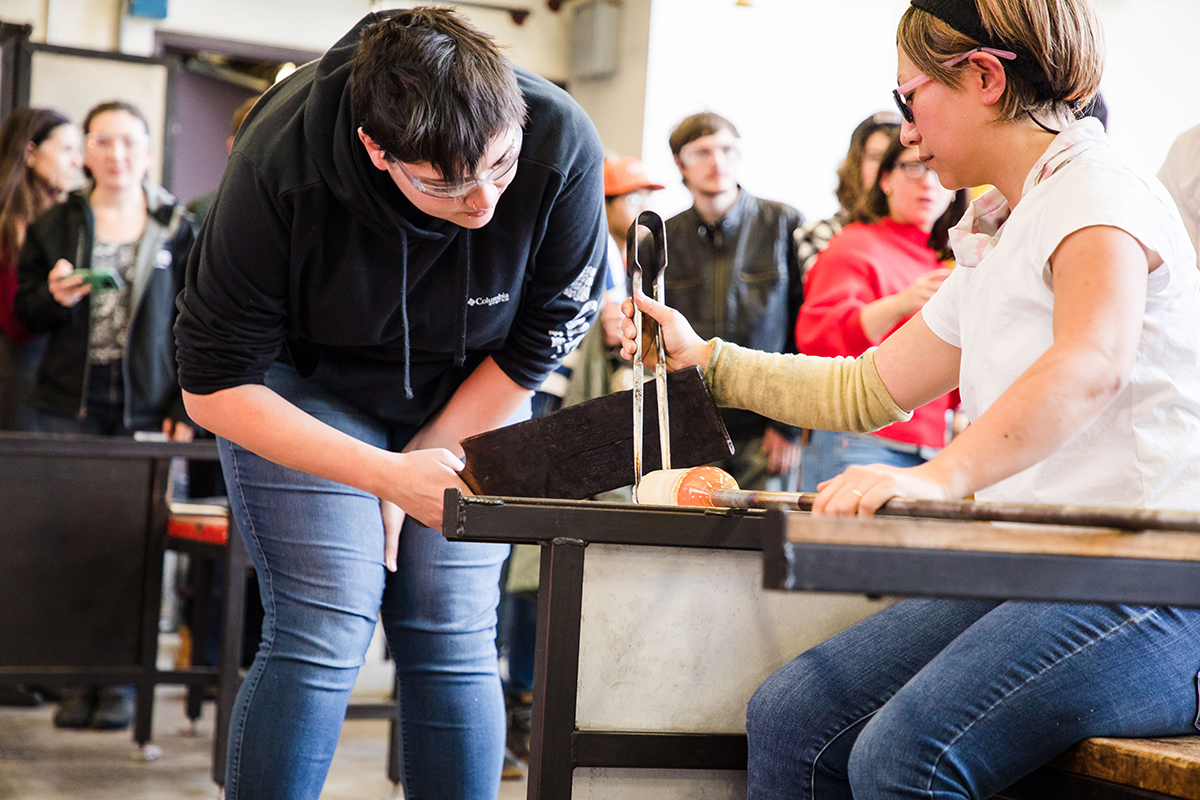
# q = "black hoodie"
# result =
<box><xmin>175</xmin><ymin>12</ymin><xmax>607</xmax><ymax>429</ymax></box>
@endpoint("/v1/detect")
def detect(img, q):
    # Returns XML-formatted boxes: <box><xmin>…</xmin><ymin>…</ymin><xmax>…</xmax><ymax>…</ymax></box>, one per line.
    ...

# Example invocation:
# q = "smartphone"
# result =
<box><xmin>69</xmin><ymin>269</ymin><xmax>122</xmax><ymax>291</ymax></box>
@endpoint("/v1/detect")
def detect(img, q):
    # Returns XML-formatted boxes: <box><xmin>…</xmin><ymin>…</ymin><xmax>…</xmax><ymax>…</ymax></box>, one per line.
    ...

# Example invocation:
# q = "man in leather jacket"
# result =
<box><xmin>664</xmin><ymin>112</ymin><xmax>804</xmax><ymax>490</ymax></box>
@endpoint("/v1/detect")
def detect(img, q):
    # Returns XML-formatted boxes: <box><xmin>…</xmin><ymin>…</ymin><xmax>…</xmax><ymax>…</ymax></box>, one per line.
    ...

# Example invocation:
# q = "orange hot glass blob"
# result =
<box><xmin>674</xmin><ymin>466</ymin><xmax>740</xmax><ymax>507</ymax></box>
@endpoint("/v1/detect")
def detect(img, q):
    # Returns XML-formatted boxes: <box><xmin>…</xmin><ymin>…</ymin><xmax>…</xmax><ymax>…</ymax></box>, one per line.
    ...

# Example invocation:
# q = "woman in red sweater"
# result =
<box><xmin>795</xmin><ymin>129</ymin><xmax>966</xmax><ymax>492</ymax></box>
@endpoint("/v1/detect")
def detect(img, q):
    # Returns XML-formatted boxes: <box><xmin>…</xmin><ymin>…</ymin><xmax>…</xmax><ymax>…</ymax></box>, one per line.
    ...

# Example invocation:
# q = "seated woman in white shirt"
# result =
<box><xmin>620</xmin><ymin>0</ymin><xmax>1200</xmax><ymax>798</ymax></box>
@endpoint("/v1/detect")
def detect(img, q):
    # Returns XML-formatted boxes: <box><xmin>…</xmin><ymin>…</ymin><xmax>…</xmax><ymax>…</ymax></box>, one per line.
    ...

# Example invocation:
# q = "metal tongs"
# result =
<box><xmin>626</xmin><ymin>210</ymin><xmax>670</xmax><ymax>502</ymax></box>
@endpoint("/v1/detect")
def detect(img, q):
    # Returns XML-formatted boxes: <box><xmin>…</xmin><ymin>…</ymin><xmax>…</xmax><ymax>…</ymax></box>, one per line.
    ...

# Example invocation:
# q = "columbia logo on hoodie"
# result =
<box><xmin>467</xmin><ymin>292</ymin><xmax>510</xmax><ymax>307</ymax></box>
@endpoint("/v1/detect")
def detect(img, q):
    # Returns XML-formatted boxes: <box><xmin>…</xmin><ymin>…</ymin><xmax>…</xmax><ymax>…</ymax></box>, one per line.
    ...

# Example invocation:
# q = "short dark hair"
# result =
<box><xmin>349</xmin><ymin>7</ymin><xmax>527</xmax><ymax>182</ymax></box>
<box><xmin>853</xmin><ymin>128</ymin><xmax>968</xmax><ymax>261</ymax></box>
<box><xmin>83</xmin><ymin>100</ymin><xmax>150</xmax><ymax>137</ymax></box>
<box><xmin>668</xmin><ymin>112</ymin><xmax>739</xmax><ymax>157</ymax></box>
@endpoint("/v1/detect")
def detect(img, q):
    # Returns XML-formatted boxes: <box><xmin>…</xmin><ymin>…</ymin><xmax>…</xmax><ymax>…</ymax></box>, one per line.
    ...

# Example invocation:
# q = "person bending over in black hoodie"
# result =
<box><xmin>174</xmin><ymin>7</ymin><xmax>606</xmax><ymax>800</ymax></box>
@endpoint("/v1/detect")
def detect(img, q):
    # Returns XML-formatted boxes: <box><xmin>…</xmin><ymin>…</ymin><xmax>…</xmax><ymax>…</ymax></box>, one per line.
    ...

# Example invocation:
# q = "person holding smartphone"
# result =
<box><xmin>15</xmin><ymin>100</ymin><xmax>195</xmax><ymax>443</ymax></box>
<box><xmin>13</xmin><ymin>101</ymin><xmax>196</xmax><ymax>729</ymax></box>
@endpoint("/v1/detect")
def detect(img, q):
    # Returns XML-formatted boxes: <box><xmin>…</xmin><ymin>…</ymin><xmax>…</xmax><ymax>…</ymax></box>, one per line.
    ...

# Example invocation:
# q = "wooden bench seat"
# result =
<box><xmin>1054</xmin><ymin>737</ymin><xmax>1200</xmax><ymax>799</ymax></box>
<box><xmin>999</xmin><ymin>736</ymin><xmax>1200</xmax><ymax>799</ymax></box>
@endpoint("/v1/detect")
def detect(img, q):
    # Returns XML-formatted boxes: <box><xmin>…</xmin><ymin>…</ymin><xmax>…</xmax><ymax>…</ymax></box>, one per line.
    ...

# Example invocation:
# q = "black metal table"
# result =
<box><xmin>761</xmin><ymin>509</ymin><xmax>1200</xmax><ymax>799</ymax></box>
<box><xmin>0</xmin><ymin>432</ymin><xmax>248</xmax><ymax>778</ymax></box>
<box><xmin>445</xmin><ymin>492</ymin><xmax>1200</xmax><ymax>799</ymax></box>
<box><xmin>443</xmin><ymin>489</ymin><xmax>769</xmax><ymax>799</ymax></box>
<box><xmin>0</xmin><ymin>432</ymin><xmax>406</xmax><ymax>787</ymax></box>
<box><xmin>762</xmin><ymin>510</ymin><xmax>1200</xmax><ymax>608</ymax></box>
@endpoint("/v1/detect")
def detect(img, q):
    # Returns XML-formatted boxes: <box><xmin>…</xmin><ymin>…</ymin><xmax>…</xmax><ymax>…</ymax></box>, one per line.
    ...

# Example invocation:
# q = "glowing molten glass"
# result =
<box><xmin>673</xmin><ymin>466</ymin><xmax>740</xmax><ymax>507</ymax></box>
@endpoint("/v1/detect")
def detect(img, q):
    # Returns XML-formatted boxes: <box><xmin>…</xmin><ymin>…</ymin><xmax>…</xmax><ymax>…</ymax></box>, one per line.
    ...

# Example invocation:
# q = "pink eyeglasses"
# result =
<box><xmin>892</xmin><ymin>46</ymin><xmax>1017</xmax><ymax>123</ymax></box>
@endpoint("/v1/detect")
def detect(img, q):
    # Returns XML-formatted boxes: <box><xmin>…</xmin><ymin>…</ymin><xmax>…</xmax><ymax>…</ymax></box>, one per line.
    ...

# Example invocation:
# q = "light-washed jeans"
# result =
<box><xmin>800</xmin><ymin>430</ymin><xmax>927</xmax><ymax>493</ymax></box>
<box><xmin>747</xmin><ymin>597</ymin><xmax>1200</xmax><ymax>799</ymax></box>
<box><xmin>219</xmin><ymin>363</ymin><xmax>513</xmax><ymax>800</ymax></box>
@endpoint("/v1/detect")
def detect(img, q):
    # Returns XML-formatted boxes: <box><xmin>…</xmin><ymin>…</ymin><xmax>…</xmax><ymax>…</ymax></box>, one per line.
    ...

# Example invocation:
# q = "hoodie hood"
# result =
<box><xmin>300</xmin><ymin>12</ymin><xmax>472</xmax><ymax>395</ymax></box>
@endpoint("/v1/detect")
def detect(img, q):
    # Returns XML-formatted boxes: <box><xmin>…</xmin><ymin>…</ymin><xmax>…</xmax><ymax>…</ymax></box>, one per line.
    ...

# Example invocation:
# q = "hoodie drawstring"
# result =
<box><xmin>455</xmin><ymin>231</ymin><xmax>469</xmax><ymax>368</ymax></box>
<box><xmin>398</xmin><ymin>227</ymin><xmax>468</xmax><ymax>400</ymax></box>
<box><xmin>399</xmin><ymin>229</ymin><xmax>413</xmax><ymax>400</ymax></box>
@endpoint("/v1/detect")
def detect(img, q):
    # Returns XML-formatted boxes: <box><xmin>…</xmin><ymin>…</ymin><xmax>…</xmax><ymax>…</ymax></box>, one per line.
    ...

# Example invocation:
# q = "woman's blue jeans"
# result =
<box><xmin>218</xmin><ymin>364</ymin><xmax>512</xmax><ymax>800</ymax></box>
<box><xmin>747</xmin><ymin>597</ymin><xmax>1200</xmax><ymax>799</ymax></box>
<box><xmin>800</xmin><ymin>430</ymin><xmax>927</xmax><ymax>493</ymax></box>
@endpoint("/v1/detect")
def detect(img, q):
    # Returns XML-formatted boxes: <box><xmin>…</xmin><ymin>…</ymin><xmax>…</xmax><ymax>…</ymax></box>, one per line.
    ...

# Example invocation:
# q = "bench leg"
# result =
<box><xmin>527</xmin><ymin>538</ymin><xmax>586</xmax><ymax>800</ymax></box>
<box><xmin>188</xmin><ymin>555</ymin><xmax>218</xmax><ymax>722</ymax></box>
<box><xmin>135</xmin><ymin>458</ymin><xmax>170</xmax><ymax>751</ymax></box>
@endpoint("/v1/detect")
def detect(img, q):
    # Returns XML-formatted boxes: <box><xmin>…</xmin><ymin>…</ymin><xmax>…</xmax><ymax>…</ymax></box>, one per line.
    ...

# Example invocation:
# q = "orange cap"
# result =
<box><xmin>603</xmin><ymin>156</ymin><xmax>665</xmax><ymax>197</ymax></box>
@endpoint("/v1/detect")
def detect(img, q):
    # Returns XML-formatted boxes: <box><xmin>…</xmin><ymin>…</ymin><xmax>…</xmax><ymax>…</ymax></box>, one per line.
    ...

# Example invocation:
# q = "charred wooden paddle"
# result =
<box><xmin>459</xmin><ymin>368</ymin><xmax>732</xmax><ymax>501</ymax></box>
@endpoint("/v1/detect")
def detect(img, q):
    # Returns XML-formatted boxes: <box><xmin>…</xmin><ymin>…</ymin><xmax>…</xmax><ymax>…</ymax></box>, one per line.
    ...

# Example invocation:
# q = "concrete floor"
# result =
<box><xmin>0</xmin><ymin>631</ymin><xmax>528</xmax><ymax>800</ymax></box>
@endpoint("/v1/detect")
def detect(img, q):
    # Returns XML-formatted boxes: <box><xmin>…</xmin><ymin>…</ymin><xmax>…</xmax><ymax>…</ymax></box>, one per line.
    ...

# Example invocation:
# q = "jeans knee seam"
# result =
<box><xmin>812</xmin><ymin>710</ymin><xmax>879</xmax><ymax>800</ymax></box>
<box><xmin>922</xmin><ymin>606</ymin><xmax>1162</xmax><ymax>796</ymax></box>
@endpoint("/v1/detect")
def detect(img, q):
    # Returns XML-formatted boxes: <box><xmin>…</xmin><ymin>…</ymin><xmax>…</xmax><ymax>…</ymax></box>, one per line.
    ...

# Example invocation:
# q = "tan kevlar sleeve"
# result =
<box><xmin>703</xmin><ymin>339</ymin><xmax>911</xmax><ymax>433</ymax></box>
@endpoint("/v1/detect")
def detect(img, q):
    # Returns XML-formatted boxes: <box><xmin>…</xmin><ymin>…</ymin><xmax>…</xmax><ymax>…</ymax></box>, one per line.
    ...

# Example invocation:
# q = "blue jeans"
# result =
<box><xmin>747</xmin><ymin>597</ymin><xmax>1200</xmax><ymax>799</ymax></box>
<box><xmin>496</xmin><ymin>587</ymin><xmax>537</xmax><ymax>695</ymax></box>
<box><xmin>800</xmin><ymin>430</ymin><xmax>926</xmax><ymax>493</ymax></box>
<box><xmin>220</xmin><ymin>364</ymin><xmax>511</xmax><ymax>800</ymax></box>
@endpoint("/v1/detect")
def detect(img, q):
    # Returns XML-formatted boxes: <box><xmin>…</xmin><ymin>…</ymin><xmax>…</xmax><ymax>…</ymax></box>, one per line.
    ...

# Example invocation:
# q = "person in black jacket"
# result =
<box><xmin>16</xmin><ymin>101</ymin><xmax>194</xmax><ymax>438</ymax></box>
<box><xmin>174</xmin><ymin>8</ymin><xmax>606</xmax><ymax>799</ymax></box>
<box><xmin>14</xmin><ymin>100</ymin><xmax>195</xmax><ymax>730</ymax></box>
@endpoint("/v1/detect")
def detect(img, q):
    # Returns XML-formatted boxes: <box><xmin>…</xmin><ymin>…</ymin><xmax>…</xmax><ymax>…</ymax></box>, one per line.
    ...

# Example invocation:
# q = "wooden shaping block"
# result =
<box><xmin>459</xmin><ymin>366</ymin><xmax>733</xmax><ymax>500</ymax></box>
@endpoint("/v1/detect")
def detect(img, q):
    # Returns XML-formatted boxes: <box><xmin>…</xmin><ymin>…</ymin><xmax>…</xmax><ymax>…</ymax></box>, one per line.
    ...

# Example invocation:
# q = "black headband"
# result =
<box><xmin>909</xmin><ymin>0</ymin><xmax>1062</xmax><ymax>101</ymax></box>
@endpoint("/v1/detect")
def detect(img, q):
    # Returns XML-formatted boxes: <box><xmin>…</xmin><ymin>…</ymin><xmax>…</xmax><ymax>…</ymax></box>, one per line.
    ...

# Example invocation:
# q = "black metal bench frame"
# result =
<box><xmin>444</xmin><ymin>491</ymin><xmax>1198</xmax><ymax>800</ymax></box>
<box><xmin>443</xmin><ymin>489</ymin><xmax>764</xmax><ymax>799</ymax></box>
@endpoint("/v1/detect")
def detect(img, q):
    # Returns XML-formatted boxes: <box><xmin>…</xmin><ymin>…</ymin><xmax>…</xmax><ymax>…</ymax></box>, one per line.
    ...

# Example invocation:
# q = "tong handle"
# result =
<box><xmin>626</xmin><ymin>211</ymin><xmax>671</xmax><ymax>495</ymax></box>
<box><xmin>626</xmin><ymin>210</ymin><xmax>668</xmax><ymax>285</ymax></box>
<box><xmin>625</xmin><ymin>210</ymin><xmax>669</xmax><ymax>363</ymax></box>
